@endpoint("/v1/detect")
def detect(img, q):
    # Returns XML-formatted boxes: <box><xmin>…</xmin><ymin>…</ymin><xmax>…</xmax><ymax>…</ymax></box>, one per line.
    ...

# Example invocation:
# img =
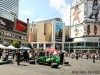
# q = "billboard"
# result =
<box><xmin>0</xmin><ymin>17</ymin><xmax>6</xmax><ymax>29</ymax></box>
<box><xmin>6</xmin><ymin>19</ymin><xmax>14</xmax><ymax>30</ymax></box>
<box><xmin>86</xmin><ymin>23</ymin><xmax>100</xmax><ymax>36</ymax></box>
<box><xmin>16</xmin><ymin>19</ymin><xmax>27</xmax><ymax>32</ymax></box>
<box><xmin>71</xmin><ymin>26</ymin><xmax>84</xmax><ymax>38</ymax></box>
<box><xmin>0</xmin><ymin>17</ymin><xmax>14</xmax><ymax>30</ymax></box>
<box><xmin>87</xmin><ymin>0</ymin><xmax>100</xmax><ymax>22</ymax></box>
<box><xmin>55</xmin><ymin>22</ymin><xmax>63</xmax><ymax>42</ymax></box>
<box><xmin>71</xmin><ymin>2</ymin><xmax>84</xmax><ymax>26</ymax></box>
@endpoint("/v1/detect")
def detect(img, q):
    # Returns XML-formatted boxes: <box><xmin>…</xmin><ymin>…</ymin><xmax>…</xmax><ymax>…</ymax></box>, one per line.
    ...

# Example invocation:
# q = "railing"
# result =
<box><xmin>64</xmin><ymin>46</ymin><xmax>100</xmax><ymax>49</ymax></box>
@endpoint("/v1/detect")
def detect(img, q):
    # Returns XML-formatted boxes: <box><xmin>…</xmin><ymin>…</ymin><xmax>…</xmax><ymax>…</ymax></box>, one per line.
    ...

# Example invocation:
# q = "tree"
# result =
<box><xmin>11</xmin><ymin>40</ymin><xmax>20</xmax><ymax>48</ymax></box>
<box><xmin>25</xmin><ymin>43</ymin><xmax>33</xmax><ymax>49</ymax></box>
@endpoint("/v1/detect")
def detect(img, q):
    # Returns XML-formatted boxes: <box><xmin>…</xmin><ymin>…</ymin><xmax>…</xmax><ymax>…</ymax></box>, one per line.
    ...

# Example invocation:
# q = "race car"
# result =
<box><xmin>37</xmin><ymin>52</ymin><xmax>60</xmax><ymax>68</ymax></box>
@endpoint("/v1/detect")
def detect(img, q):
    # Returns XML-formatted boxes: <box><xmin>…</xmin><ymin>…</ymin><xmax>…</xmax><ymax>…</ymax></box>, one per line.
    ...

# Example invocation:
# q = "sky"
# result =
<box><xmin>18</xmin><ymin>0</ymin><xmax>78</xmax><ymax>26</ymax></box>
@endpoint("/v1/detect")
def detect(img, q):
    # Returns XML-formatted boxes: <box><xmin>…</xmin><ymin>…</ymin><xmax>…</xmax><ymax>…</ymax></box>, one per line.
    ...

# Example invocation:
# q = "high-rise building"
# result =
<box><xmin>0</xmin><ymin>0</ymin><xmax>19</xmax><ymax>21</ymax></box>
<box><xmin>0</xmin><ymin>0</ymin><xmax>28</xmax><ymax>46</ymax></box>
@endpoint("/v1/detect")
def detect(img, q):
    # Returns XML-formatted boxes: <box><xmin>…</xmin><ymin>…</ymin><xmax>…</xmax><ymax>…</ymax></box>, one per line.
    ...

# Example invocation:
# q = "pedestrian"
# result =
<box><xmin>86</xmin><ymin>53</ymin><xmax>88</xmax><ymax>60</ymax></box>
<box><xmin>76</xmin><ymin>52</ymin><xmax>78</xmax><ymax>60</ymax></box>
<box><xmin>16</xmin><ymin>50</ymin><xmax>20</xmax><ymax>65</ymax></box>
<box><xmin>60</xmin><ymin>51</ymin><xmax>64</xmax><ymax>65</ymax></box>
<box><xmin>0</xmin><ymin>50</ymin><xmax>2</xmax><ymax>59</ymax></box>
<box><xmin>93</xmin><ymin>53</ymin><xmax>95</xmax><ymax>63</ymax></box>
<box><xmin>23</xmin><ymin>50</ymin><xmax>28</xmax><ymax>62</ymax></box>
<box><xmin>12</xmin><ymin>51</ymin><xmax>16</xmax><ymax>59</ymax></box>
<box><xmin>99</xmin><ymin>53</ymin><xmax>100</xmax><ymax>60</ymax></box>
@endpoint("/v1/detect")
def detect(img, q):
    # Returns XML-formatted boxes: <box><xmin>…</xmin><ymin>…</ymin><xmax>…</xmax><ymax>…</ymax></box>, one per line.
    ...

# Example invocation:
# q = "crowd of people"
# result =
<box><xmin>0</xmin><ymin>49</ymin><xmax>65</xmax><ymax>65</ymax></box>
<box><xmin>0</xmin><ymin>49</ymin><xmax>100</xmax><ymax>65</ymax></box>
<box><xmin>65</xmin><ymin>52</ymin><xmax>100</xmax><ymax>63</ymax></box>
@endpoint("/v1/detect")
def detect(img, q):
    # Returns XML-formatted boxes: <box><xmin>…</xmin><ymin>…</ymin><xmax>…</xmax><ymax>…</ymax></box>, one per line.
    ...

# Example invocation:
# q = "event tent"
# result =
<box><xmin>45</xmin><ymin>48</ymin><xmax>60</xmax><ymax>53</ymax></box>
<box><xmin>0</xmin><ymin>44</ymin><xmax>7</xmax><ymax>49</ymax></box>
<box><xmin>6</xmin><ymin>45</ymin><xmax>18</xmax><ymax>50</ymax></box>
<box><xmin>19</xmin><ymin>46</ymin><xmax>32</xmax><ymax>50</ymax></box>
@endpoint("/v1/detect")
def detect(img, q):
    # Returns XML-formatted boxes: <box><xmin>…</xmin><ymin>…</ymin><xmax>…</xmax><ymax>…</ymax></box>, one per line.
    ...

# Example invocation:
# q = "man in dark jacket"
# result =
<box><xmin>93</xmin><ymin>53</ymin><xmax>95</xmax><ymax>63</ymax></box>
<box><xmin>60</xmin><ymin>51</ymin><xmax>64</xmax><ymax>65</ymax></box>
<box><xmin>23</xmin><ymin>50</ymin><xmax>28</xmax><ymax>62</ymax></box>
<box><xmin>16</xmin><ymin>50</ymin><xmax>20</xmax><ymax>65</ymax></box>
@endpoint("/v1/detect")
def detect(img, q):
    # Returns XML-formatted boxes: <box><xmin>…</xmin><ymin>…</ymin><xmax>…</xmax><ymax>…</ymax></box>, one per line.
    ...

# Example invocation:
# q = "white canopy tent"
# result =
<box><xmin>6</xmin><ymin>45</ymin><xmax>18</xmax><ymax>50</ymax></box>
<box><xmin>0</xmin><ymin>44</ymin><xmax>7</xmax><ymax>49</ymax></box>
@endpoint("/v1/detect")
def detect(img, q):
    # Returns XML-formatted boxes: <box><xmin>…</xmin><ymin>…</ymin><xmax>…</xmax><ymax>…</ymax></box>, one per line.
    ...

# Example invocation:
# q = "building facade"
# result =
<box><xmin>30</xmin><ymin>18</ymin><xmax>67</xmax><ymax>50</ymax></box>
<box><xmin>0</xmin><ymin>0</ymin><xmax>19</xmax><ymax>21</ymax></box>
<box><xmin>0</xmin><ymin>0</ymin><xmax>28</xmax><ymax>46</ymax></box>
<box><xmin>70</xmin><ymin>0</ymin><xmax>100</xmax><ymax>53</ymax></box>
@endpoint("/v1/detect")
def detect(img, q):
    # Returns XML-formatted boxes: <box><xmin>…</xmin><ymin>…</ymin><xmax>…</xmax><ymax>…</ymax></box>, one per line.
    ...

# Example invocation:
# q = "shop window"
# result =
<box><xmin>93</xmin><ymin>42</ymin><xmax>98</xmax><ymax>46</ymax></box>
<box><xmin>4</xmin><ymin>32</ymin><xmax>7</xmax><ymax>36</ymax></box>
<box><xmin>19</xmin><ymin>36</ymin><xmax>21</xmax><ymax>39</ymax></box>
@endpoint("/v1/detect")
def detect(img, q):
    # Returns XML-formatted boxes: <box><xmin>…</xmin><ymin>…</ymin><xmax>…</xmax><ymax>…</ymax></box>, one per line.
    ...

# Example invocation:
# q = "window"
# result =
<box><xmin>93</xmin><ymin>42</ymin><xmax>98</xmax><ymax>46</ymax></box>
<box><xmin>77</xmin><ymin>42</ymin><xmax>84</xmax><ymax>46</ymax></box>
<box><xmin>4</xmin><ymin>32</ymin><xmax>7</xmax><ymax>36</ymax></box>
<box><xmin>19</xmin><ymin>36</ymin><xmax>21</xmax><ymax>39</ymax></box>
<box><xmin>30</xmin><ymin>28</ymin><xmax>32</xmax><ymax>32</ymax></box>
<box><xmin>44</xmin><ymin>23</ymin><xmax>46</xmax><ymax>35</ymax></box>
<box><xmin>86</xmin><ymin>42</ymin><xmax>93</xmax><ymax>46</ymax></box>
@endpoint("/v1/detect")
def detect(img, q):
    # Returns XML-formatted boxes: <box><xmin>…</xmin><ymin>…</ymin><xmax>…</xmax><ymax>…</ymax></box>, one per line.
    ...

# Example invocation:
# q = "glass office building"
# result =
<box><xmin>0</xmin><ymin>0</ymin><xmax>19</xmax><ymax>21</ymax></box>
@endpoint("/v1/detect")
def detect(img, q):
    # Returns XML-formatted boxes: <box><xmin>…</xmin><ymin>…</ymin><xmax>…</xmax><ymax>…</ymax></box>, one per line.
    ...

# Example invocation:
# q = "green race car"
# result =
<box><xmin>37</xmin><ymin>52</ymin><xmax>60</xmax><ymax>67</ymax></box>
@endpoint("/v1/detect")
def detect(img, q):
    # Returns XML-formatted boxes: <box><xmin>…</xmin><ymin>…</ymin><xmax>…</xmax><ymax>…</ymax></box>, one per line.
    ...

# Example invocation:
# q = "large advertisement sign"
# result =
<box><xmin>86</xmin><ymin>23</ymin><xmax>100</xmax><ymax>36</ymax></box>
<box><xmin>87</xmin><ymin>0</ymin><xmax>100</xmax><ymax>22</ymax></box>
<box><xmin>16</xmin><ymin>19</ymin><xmax>27</xmax><ymax>32</ymax></box>
<box><xmin>0</xmin><ymin>17</ymin><xmax>6</xmax><ymax>29</ymax></box>
<box><xmin>55</xmin><ymin>22</ymin><xmax>63</xmax><ymax>42</ymax></box>
<box><xmin>71</xmin><ymin>26</ymin><xmax>84</xmax><ymax>38</ymax></box>
<box><xmin>6</xmin><ymin>19</ymin><xmax>14</xmax><ymax>30</ymax></box>
<box><xmin>0</xmin><ymin>17</ymin><xmax>14</xmax><ymax>30</ymax></box>
<box><xmin>71</xmin><ymin>2</ymin><xmax>84</xmax><ymax>26</ymax></box>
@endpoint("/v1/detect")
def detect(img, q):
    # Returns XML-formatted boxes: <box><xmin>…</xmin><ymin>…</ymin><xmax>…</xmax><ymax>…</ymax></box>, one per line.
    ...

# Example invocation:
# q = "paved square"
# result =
<box><xmin>0</xmin><ymin>57</ymin><xmax>100</xmax><ymax>75</ymax></box>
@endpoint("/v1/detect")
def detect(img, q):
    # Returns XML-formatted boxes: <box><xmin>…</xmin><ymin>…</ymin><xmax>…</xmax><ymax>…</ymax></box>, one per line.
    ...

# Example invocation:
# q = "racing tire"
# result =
<box><xmin>51</xmin><ymin>63</ymin><xmax>58</xmax><ymax>68</ymax></box>
<box><xmin>29</xmin><ymin>60</ymin><xmax>35</xmax><ymax>64</ymax></box>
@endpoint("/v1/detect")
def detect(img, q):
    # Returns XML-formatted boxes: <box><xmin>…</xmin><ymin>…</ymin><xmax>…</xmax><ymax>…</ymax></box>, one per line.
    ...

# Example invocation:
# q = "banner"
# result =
<box><xmin>86</xmin><ymin>23</ymin><xmax>100</xmax><ymax>36</ymax></box>
<box><xmin>71</xmin><ymin>1</ymin><xmax>84</xmax><ymax>26</ymax></box>
<box><xmin>0</xmin><ymin>17</ymin><xmax>6</xmax><ymax>29</ymax></box>
<box><xmin>55</xmin><ymin>22</ymin><xmax>63</xmax><ymax>42</ymax></box>
<box><xmin>16</xmin><ymin>19</ymin><xmax>27</xmax><ymax>32</ymax></box>
<box><xmin>87</xmin><ymin>0</ymin><xmax>100</xmax><ymax>22</ymax></box>
<box><xmin>71</xmin><ymin>26</ymin><xmax>84</xmax><ymax>38</ymax></box>
<box><xmin>0</xmin><ymin>17</ymin><xmax>14</xmax><ymax>30</ymax></box>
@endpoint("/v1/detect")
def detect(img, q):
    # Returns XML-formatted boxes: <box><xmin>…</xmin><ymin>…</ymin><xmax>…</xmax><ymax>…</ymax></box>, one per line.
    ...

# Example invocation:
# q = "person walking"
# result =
<box><xmin>86</xmin><ymin>53</ymin><xmax>89</xmax><ymax>60</ymax></box>
<box><xmin>12</xmin><ymin>51</ymin><xmax>16</xmax><ymax>59</ymax></box>
<box><xmin>60</xmin><ymin>51</ymin><xmax>64</xmax><ymax>65</ymax></box>
<box><xmin>76</xmin><ymin>52</ymin><xmax>78</xmax><ymax>60</ymax></box>
<box><xmin>99</xmin><ymin>53</ymin><xmax>100</xmax><ymax>60</ymax></box>
<box><xmin>16</xmin><ymin>50</ymin><xmax>20</xmax><ymax>65</ymax></box>
<box><xmin>23</xmin><ymin>50</ymin><xmax>28</xmax><ymax>62</ymax></box>
<box><xmin>0</xmin><ymin>50</ymin><xmax>2</xmax><ymax>59</ymax></box>
<box><xmin>93</xmin><ymin>53</ymin><xmax>95</xmax><ymax>63</ymax></box>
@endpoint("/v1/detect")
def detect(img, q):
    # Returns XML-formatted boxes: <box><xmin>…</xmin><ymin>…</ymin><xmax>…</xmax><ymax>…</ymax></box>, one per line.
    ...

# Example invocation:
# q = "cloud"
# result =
<box><xmin>20</xmin><ymin>10</ymin><xmax>34</xmax><ymax>15</ymax></box>
<box><xmin>50</xmin><ymin>0</ymin><xmax>73</xmax><ymax>26</ymax></box>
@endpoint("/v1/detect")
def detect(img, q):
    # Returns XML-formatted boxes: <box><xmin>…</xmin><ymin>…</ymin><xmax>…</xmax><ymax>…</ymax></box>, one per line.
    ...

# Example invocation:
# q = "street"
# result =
<box><xmin>0</xmin><ymin>57</ymin><xmax>100</xmax><ymax>75</ymax></box>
